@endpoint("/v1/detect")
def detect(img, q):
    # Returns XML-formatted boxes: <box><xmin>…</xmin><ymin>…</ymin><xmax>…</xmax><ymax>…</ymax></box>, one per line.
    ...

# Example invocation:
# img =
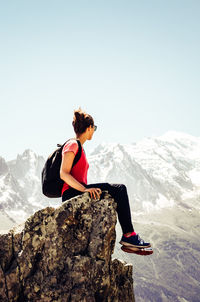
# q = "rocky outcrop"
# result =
<box><xmin>0</xmin><ymin>191</ymin><xmax>135</xmax><ymax>302</ymax></box>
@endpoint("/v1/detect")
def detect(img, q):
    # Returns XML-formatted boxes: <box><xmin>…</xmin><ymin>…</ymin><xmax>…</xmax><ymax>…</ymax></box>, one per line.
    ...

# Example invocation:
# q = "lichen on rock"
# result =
<box><xmin>0</xmin><ymin>191</ymin><xmax>135</xmax><ymax>302</ymax></box>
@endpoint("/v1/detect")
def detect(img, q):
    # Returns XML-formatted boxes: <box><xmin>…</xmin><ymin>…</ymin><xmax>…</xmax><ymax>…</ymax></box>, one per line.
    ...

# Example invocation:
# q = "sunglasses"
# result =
<box><xmin>94</xmin><ymin>125</ymin><xmax>97</xmax><ymax>131</ymax></box>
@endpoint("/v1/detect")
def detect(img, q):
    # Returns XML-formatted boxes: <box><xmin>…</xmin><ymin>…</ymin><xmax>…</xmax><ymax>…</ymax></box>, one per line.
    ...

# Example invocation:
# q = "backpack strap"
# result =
<box><xmin>57</xmin><ymin>138</ymin><xmax>82</xmax><ymax>168</ymax></box>
<box><xmin>72</xmin><ymin>139</ymin><xmax>82</xmax><ymax>167</ymax></box>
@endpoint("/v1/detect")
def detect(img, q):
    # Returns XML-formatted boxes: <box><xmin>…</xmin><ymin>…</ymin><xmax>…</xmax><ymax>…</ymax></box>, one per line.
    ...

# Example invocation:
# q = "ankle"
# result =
<box><xmin>124</xmin><ymin>231</ymin><xmax>136</xmax><ymax>238</ymax></box>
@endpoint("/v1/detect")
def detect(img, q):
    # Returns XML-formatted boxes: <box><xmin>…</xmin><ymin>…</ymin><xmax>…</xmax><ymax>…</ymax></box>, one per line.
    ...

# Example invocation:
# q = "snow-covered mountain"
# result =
<box><xmin>0</xmin><ymin>149</ymin><xmax>60</xmax><ymax>231</ymax></box>
<box><xmin>88</xmin><ymin>131</ymin><xmax>200</xmax><ymax>213</ymax></box>
<box><xmin>0</xmin><ymin>130</ymin><xmax>200</xmax><ymax>301</ymax></box>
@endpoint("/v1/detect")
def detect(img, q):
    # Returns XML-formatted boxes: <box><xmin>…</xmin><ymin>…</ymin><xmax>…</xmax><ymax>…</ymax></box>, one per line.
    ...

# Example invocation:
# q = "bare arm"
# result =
<box><xmin>60</xmin><ymin>151</ymin><xmax>86</xmax><ymax>192</ymax></box>
<box><xmin>60</xmin><ymin>151</ymin><xmax>101</xmax><ymax>199</ymax></box>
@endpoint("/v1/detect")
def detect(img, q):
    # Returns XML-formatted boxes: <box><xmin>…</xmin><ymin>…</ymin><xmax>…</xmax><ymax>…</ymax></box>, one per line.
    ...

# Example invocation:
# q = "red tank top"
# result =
<box><xmin>61</xmin><ymin>139</ymin><xmax>89</xmax><ymax>195</ymax></box>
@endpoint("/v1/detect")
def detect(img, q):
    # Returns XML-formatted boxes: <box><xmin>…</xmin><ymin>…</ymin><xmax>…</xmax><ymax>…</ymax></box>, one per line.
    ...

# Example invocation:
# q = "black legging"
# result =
<box><xmin>62</xmin><ymin>182</ymin><xmax>134</xmax><ymax>234</ymax></box>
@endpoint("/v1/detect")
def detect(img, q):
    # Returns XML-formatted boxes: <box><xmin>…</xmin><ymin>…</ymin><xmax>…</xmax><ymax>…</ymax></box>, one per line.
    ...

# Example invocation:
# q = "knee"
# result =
<box><xmin>109</xmin><ymin>183</ymin><xmax>127</xmax><ymax>192</ymax></box>
<box><xmin>121</xmin><ymin>184</ymin><xmax>127</xmax><ymax>190</ymax></box>
<box><xmin>106</xmin><ymin>183</ymin><xmax>127</xmax><ymax>196</ymax></box>
<box><xmin>120</xmin><ymin>184</ymin><xmax>127</xmax><ymax>194</ymax></box>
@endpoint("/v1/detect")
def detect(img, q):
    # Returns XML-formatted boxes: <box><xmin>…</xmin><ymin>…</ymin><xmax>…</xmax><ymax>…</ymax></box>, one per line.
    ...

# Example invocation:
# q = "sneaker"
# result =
<box><xmin>119</xmin><ymin>233</ymin><xmax>151</xmax><ymax>249</ymax></box>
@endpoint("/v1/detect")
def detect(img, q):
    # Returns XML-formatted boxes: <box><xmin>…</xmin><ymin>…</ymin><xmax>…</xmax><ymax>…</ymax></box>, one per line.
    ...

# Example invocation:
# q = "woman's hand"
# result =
<box><xmin>84</xmin><ymin>188</ymin><xmax>102</xmax><ymax>199</ymax></box>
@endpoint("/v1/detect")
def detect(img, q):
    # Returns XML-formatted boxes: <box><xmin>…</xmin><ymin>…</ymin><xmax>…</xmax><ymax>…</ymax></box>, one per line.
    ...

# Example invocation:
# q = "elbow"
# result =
<box><xmin>60</xmin><ymin>169</ymin><xmax>69</xmax><ymax>181</ymax></box>
<box><xmin>60</xmin><ymin>169</ymin><xmax>64</xmax><ymax>180</ymax></box>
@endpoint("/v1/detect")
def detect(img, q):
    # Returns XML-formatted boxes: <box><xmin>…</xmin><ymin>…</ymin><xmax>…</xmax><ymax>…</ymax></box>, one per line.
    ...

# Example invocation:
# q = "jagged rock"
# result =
<box><xmin>0</xmin><ymin>157</ymin><xmax>8</xmax><ymax>176</ymax></box>
<box><xmin>0</xmin><ymin>192</ymin><xmax>135</xmax><ymax>302</ymax></box>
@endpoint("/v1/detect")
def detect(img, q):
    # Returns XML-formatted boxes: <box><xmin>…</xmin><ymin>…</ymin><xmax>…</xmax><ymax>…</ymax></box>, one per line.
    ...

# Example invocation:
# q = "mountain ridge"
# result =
<box><xmin>1</xmin><ymin>131</ymin><xmax>200</xmax><ymax>301</ymax></box>
<box><xmin>1</xmin><ymin>130</ymin><xmax>200</xmax><ymax>225</ymax></box>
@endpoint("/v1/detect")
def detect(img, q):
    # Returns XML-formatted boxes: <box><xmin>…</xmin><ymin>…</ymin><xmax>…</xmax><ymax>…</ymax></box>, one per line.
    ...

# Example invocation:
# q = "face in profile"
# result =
<box><xmin>87</xmin><ymin>125</ymin><xmax>96</xmax><ymax>140</ymax></box>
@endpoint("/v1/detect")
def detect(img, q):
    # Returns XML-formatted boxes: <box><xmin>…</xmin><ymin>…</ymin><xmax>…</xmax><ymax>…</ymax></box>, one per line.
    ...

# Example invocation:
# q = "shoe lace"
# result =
<box><xmin>137</xmin><ymin>234</ymin><xmax>144</xmax><ymax>244</ymax></box>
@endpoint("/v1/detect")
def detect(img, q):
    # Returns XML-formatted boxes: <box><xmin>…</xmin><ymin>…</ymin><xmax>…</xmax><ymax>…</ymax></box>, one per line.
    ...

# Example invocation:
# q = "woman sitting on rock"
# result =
<box><xmin>60</xmin><ymin>108</ymin><xmax>151</xmax><ymax>250</ymax></box>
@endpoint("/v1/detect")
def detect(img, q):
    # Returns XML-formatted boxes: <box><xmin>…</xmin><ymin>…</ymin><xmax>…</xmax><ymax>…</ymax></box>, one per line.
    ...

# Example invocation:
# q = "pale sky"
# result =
<box><xmin>0</xmin><ymin>0</ymin><xmax>200</xmax><ymax>161</ymax></box>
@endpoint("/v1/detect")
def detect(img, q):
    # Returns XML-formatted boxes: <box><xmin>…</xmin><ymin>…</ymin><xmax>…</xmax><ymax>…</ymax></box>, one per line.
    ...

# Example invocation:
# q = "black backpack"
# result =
<box><xmin>41</xmin><ymin>139</ymin><xmax>82</xmax><ymax>198</ymax></box>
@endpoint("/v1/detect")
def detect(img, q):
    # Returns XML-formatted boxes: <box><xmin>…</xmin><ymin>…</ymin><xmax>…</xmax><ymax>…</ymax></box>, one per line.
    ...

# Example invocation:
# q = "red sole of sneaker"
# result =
<box><xmin>121</xmin><ymin>246</ymin><xmax>154</xmax><ymax>256</ymax></box>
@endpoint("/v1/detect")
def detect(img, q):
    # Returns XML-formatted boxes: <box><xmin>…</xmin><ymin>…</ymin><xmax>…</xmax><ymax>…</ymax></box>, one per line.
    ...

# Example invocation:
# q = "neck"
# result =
<box><xmin>76</xmin><ymin>134</ymin><xmax>87</xmax><ymax>146</ymax></box>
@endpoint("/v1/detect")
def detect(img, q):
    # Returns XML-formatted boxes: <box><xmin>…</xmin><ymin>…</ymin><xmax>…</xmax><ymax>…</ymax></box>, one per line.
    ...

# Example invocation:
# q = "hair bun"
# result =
<box><xmin>74</xmin><ymin>111</ymin><xmax>80</xmax><ymax>117</ymax></box>
<box><xmin>74</xmin><ymin>108</ymin><xmax>85</xmax><ymax>121</ymax></box>
<box><xmin>72</xmin><ymin>108</ymin><xmax>94</xmax><ymax>135</ymax></box>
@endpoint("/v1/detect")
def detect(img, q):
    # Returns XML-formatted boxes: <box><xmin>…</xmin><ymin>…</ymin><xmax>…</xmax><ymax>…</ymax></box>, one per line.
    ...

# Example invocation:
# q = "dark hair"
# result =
<box><xmin>72</xmin><ymin>107</ymin><xmax>94</xmax><ymax>134</ymax></box>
